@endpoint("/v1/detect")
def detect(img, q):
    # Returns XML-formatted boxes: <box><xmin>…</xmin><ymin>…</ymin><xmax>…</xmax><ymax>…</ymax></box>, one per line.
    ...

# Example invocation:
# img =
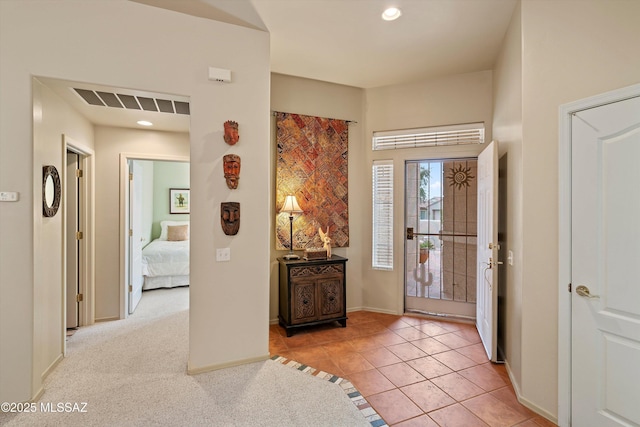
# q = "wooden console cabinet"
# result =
<box><xmin>278</xmin><ymin>255</ymin><xmax>348</xmax><ymax>337</ymax></box>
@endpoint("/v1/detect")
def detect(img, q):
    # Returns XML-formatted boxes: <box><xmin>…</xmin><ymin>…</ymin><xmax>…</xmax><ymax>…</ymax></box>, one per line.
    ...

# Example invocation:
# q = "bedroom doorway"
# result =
<box><xmin>121</xmin><ymin>154</ymin><xmax>190</xmax><ymax>318</ymax></box>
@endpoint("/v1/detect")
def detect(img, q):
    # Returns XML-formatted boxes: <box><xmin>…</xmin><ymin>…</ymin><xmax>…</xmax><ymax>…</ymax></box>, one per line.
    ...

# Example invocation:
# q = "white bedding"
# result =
<box><xmin>141</xmin><ymin>239</ymin><xmax>189</xmax><ymax>278</ymax></box>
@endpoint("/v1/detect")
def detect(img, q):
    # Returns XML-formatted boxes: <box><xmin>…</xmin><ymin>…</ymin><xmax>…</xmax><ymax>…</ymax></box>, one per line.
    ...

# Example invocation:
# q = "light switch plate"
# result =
<box><xmin>216</xmin><ymin>248</ymin><xmax>231</xmax><ymax>262</ymax></box>
<box><xmin>0</xmin><ymin>191</ymin><xmax>19</xmax><ymax>202</ymax></box>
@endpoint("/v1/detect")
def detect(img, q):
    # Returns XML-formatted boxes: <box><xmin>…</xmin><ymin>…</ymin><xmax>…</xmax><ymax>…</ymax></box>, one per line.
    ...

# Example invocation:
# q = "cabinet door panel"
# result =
<box><xmin>292</xmin><ymin>281</ymin><xmax>317</xmax><ymax>324</ymax></box>
<box><xmin>319</xmin><ymin>277</ymin><xmax>343</xmax><ymax>318</ymax></box>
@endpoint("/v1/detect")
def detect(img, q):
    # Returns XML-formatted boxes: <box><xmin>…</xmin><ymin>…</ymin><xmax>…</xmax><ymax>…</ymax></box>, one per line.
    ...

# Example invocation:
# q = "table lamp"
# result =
<box><xmin>280</xmin><ymin>195</ymin><xmax>303</xmax><ymax>260</ymax></box>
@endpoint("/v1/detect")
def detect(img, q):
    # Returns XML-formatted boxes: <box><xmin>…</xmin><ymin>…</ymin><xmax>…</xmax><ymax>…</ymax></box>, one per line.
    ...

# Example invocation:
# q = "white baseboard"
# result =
<box><xmin>504</xmin><ymin>360</ymin><xmax>558</xmax><ymax>425</ymax></box>
<box><xmin>41</xmin><ymin>353</ymin><xmax>63</xmax><ymax>381</ymax></box>
<box><xmin>353</xmin><ymin>306</ymin><xmax>399</xmax><ymax>315</ymax></box>
<box><xmin>187</xmin><ymin>354</ymin><xmax>271</xmax><ymax>376</ymax></box>
<box><xmin>95</xmin><ymin>316</ymin><xmax>119</xmax><ymax>322</ymax></box>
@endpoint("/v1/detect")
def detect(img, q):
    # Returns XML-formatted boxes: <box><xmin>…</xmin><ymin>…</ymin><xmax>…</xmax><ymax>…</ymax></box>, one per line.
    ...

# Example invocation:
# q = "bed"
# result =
<box><xmin>141</xmin><ymin>221</ymin><xmax>189</xmax><ymax>290</ymax></box>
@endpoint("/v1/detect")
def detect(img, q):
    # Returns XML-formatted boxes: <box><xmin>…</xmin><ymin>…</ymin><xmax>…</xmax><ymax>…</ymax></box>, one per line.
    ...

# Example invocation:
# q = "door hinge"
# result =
<box><xmin>75</xmin><ymin>169</ymin><xmax>83</xmax><ymax>178</ymax></box>
<box><xmin>568</xmin><ymin>283</ymin><xmax>572</xmax><ymax>292</ymax></box>
<box><xmin>129</xmin><ymin>173</ymin><xmax>133</xmax><ymax>181</ymax></box>
<box><xmin>128</xmin><ymin>285</ymin><xmax>133</xmax><ymax>293</ymax></box>
<box><xmin>76</xmin><ymin>231</ymin><xmax>83</xmax><ymax>240</ymax></box>
<box><xmin>129</xmin><ymin>229</ymin><xmax>133</xmax><ymax>237</ymax></box>
<box><xmin>76</xmin><ymin>293</ymin><xmax>83</xmax><ymax>302</ymax></box>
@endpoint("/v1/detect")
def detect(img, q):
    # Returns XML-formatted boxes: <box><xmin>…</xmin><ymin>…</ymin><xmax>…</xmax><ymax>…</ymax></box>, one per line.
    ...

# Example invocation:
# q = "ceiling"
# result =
<box><xmin>138</xmin><ymin>0</ymin><xmax>518</xmax><ymax>89</ymax></box>
<box><xmin>249</xmin><ymin>0</ymin><xmax>517</xmax><ymax>89</ymax></box>
<box><xmin>44</xmin><ymin>0</ymin><xmax>517</xmax><ymax>132</ymax></box>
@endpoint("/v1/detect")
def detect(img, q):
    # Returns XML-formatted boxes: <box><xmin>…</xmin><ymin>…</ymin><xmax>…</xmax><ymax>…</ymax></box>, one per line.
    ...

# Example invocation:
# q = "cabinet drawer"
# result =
<box><xmin>290</xmin><ymin>263</ymin><xmax>344</xmax><ymax>279</ymax></box>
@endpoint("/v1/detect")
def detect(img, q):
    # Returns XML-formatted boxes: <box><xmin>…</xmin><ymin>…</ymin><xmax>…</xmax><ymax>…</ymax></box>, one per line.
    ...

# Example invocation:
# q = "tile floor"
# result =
<box><xmin>269</xmin><ymin>311</ymin><xmax>557</xmax><ymax>427</ymax></box>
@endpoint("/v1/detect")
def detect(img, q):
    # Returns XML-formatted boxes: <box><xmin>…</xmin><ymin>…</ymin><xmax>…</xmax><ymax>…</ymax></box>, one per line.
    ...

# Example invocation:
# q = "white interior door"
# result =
<box><xmin>476</xmin><ymin>140</ymin><xmax>498</xmax><ymax>362</ymax></box>
<box><xmin>571</xmin><ymin>95</ymin><xmax>640</xmax><ymax>426</ymax></box>
<box><xmin>128</xmin><ymin>161</ymin><xmax>144</xmax><ymax>314</ymax></box>
<box><xmin>66</xmin><ymin>151</ymin><xmax>80</xmax><ymax>328</ymax></box>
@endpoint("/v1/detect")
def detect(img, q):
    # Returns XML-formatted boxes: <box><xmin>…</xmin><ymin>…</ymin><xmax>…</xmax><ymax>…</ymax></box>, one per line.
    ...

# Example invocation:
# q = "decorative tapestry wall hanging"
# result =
<box><xmin>275</xmin><ymin>112</ymin><xmax>349</xmax><ymax>251</ymax></box>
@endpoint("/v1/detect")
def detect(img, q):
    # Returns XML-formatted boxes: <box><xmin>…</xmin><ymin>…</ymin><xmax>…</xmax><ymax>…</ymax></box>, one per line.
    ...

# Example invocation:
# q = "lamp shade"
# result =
<box><xmin>280</xmin><ymin>195</ymin><xmax>303</xmax><ymax>214</ymax></box>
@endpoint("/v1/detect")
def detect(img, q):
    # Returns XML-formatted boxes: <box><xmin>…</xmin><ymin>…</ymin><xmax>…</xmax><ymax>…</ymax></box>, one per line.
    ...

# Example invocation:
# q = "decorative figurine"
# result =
<box><xmin>223</xmin><ymin>120</ymin><xmax>239</xmax><ymax>145</ymax></box>
<box><xmin>318</xmin><ymin>227</ymin><xmax>332</xmax><ymax>258</ymax></box>
<box><xmin>223</xmin><ymin>154</ymin><xmax>241</xmax><ymax>189</ymax></box>
<box><xmin>221</xmin><ymin>202</ymin><xmax>240</xmax><ymax>235</ymax></box>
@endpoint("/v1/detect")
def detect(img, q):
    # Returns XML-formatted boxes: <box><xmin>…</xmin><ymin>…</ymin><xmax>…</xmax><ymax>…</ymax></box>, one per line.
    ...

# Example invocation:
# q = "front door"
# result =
<box><xmin>571</xmin><ymin>94</ymin><xmax>640</xmax><ymax>426</ymax></box>
<box><xmin>476</xmin><ymin>140</ymin><xmax>498</xmax><ymax>362</ymax></box>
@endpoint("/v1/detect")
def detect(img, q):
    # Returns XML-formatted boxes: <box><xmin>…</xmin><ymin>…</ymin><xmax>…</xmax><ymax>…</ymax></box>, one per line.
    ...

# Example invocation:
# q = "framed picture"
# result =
<box><xmin>170</xmin><ymin>188</ymin><xmax>190</xmax><ymax>214</ymax></box>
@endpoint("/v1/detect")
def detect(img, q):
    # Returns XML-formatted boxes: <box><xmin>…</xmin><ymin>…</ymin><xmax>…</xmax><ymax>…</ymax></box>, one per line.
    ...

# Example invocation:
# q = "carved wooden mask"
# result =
<box><xmin>223</xmin><ymin>120</ymin><xmax>239</xmax><ymax>145</ymax></box>
<box><xmin>223</xmin><ymin>154</ymin><xmax>241</xmax><ymax>189</ymax></box>
<box><xmin>221</xmin><ymin>202</ymin><xmax>240</xmax><ymax>235</ymax></box>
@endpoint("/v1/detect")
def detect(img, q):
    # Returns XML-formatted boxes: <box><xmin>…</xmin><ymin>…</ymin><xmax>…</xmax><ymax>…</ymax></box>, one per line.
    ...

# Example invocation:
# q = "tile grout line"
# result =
<box><xmin>271</xmin><ymin>354</ymin><xmax>388</xmax><ymax>427</ymax></box>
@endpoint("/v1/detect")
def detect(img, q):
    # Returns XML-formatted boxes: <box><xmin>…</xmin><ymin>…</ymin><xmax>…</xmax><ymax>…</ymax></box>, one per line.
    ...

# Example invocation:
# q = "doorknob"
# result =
<box><xmin>488</xmin><ymin>257</ymin><xmax>503</xmax><ymax>269</ymax></box>
<box><xmin>575</xmin><ymin>285</ymin><xmax>599</xmax><ymax>299</ymax></box>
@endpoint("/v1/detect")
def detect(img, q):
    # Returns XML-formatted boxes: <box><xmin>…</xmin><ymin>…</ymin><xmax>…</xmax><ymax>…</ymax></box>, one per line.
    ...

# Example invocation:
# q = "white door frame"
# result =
<box><xmin>401</xmin><ymin>149</ymin><xmax>485</xmax><ymax>318</ymax></box>
<box><xmin>118</xmin><ymin>152</ymin><xmax>189</xmax><ymax>319</ymax></box>
<box><xmin>62</xmin><ymin>135</ymin><xmax>95</xmax><ymax>351</ymax></box>
<box><xmin>558</xmin><ymin>82</ymin><xmax>640</xmax><ymax>427</ymax></box>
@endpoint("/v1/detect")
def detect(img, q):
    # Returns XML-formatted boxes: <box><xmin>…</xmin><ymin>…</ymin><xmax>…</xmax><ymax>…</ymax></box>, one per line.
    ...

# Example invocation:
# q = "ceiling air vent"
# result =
<box><xmin>96</xmin><ymin>91</ymin><xmax>123</xmax><ymax>108</ymax></box>
<box><xmin>174</xmin><ymin>101</ymin><xmax>190</xmax><ymax>115</ymax></box>
<box><xmin>74</xmin><ymin>88</ymin><xmax>104</xmax><ymax>106</ymax></box>
<box><xmin>72</xmin><ymin>88</ymin><xmax>190</xmax><ymax>115</ymax></box>
<box><xmin>116</xmin><ymin>94</ymin><xmax>141</xmax><ymax>110</ymax></box>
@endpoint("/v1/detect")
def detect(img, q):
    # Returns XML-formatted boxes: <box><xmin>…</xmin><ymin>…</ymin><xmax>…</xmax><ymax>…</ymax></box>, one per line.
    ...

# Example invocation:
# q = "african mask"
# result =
<box><xmin>223</xmin><ymin>120</ymin><xmax>239</xmax><ymax>145</ymax></box>
<box><xmin>223</xmin><ymin>154</ymin><xmax>241</xmax><ymax>189</ymax></box>
<box><xmin>221</xmin><ymin>202</ymin><xmax>240</xmax><ymax>235</ymax></box>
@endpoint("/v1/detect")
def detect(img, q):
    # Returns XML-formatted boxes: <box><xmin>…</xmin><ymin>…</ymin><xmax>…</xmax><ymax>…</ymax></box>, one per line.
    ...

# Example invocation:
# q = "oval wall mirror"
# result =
<box><xmin>42</xmin><ymin>165</ymin><xmax>61</xmax><ymax>217</ymax></box>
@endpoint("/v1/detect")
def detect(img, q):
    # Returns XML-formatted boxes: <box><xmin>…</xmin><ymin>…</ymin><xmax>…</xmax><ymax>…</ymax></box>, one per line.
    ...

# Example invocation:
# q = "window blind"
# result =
<box><xmin>373</xmin><ymin>122</ymin><xmax>484</xmax><ymax>151</ymax></box>
<box><xmin>372</xmin><ymin>160</ymin><xmax>393</xmax><ymax>270</ymax></box>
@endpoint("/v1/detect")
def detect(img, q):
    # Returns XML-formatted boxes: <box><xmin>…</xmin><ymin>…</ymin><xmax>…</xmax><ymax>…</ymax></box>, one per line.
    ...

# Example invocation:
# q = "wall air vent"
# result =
<box><xmin>72</xmin><ymin>88</ymin><xmax>190</xmax><ymax>115</ymax></box>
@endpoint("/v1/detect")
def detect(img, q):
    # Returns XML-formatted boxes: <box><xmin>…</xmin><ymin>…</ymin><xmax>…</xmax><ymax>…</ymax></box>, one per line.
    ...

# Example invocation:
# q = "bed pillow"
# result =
<box><xmin>159</xmin><ymin>220</ymin><xmax>189</xmax><ymax>240</ymax></box>
<box><xmin>167</xmin><ymin>225</ymin><xmax>189</xmax><ymax>241</ymax></box>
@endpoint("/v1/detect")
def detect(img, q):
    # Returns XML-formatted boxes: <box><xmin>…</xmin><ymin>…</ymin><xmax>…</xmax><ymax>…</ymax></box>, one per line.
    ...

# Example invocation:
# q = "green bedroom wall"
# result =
<box><xmin>151</xmin><ymin>161</ymin><xmax>190</xmax><ymax>239</ymax></box>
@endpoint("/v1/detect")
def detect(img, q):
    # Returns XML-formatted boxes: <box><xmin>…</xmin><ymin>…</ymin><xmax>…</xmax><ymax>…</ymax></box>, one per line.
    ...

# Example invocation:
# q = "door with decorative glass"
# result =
<box><xmin>405</xmin><ymin>158</ymin><xmax>478</xmax><ymax>319</ymax></box>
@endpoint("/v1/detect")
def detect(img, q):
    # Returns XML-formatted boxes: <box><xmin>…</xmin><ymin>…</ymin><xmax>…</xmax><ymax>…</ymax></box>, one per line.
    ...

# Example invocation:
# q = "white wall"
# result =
<box><xmin>0</xmin><ymin>1</ymin><xmax>270</xmax><ymax>402</ymax></box>
<box><xmin>490</xmin><ymin>0</ymin><xmax>640</xmax><ymax>420</ymax></box>
<box><xmin>364</xmin><ymin>71</ymin><xmax>494</xmax><ymax>314</ymax></box>
<box><xmin>492</xmin><ymin>0</ymin><xmax>523</xmax><ymax>396</ymax></box>
<box><xmin>30</xmin><ymin>78</ymin><xmax>95</xmax><ymax>397</ymax></box>
<box><xmin>269</xmin><ymin>74</ymin><xmax>366</xmax><ymax>320</ymax></box>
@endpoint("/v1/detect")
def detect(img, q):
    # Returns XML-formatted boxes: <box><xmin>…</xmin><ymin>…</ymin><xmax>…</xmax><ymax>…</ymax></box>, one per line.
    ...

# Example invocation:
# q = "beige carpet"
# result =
<box><xmin>1</xmin><ymin>287</ymin><xmax>373</xmax><ymax>426</ymax></box>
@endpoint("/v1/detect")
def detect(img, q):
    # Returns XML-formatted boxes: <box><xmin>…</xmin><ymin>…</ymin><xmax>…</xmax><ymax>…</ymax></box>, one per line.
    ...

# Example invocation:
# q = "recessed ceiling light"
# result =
<box><xmin>382</xmin><ymin>7</ymin><xmax>402</xmax><ymax>21</ymax></box>
<box><xmin>137</xmin><ymin>120</ymin><xmax>153</xmax><ymax>127</ymax></box>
